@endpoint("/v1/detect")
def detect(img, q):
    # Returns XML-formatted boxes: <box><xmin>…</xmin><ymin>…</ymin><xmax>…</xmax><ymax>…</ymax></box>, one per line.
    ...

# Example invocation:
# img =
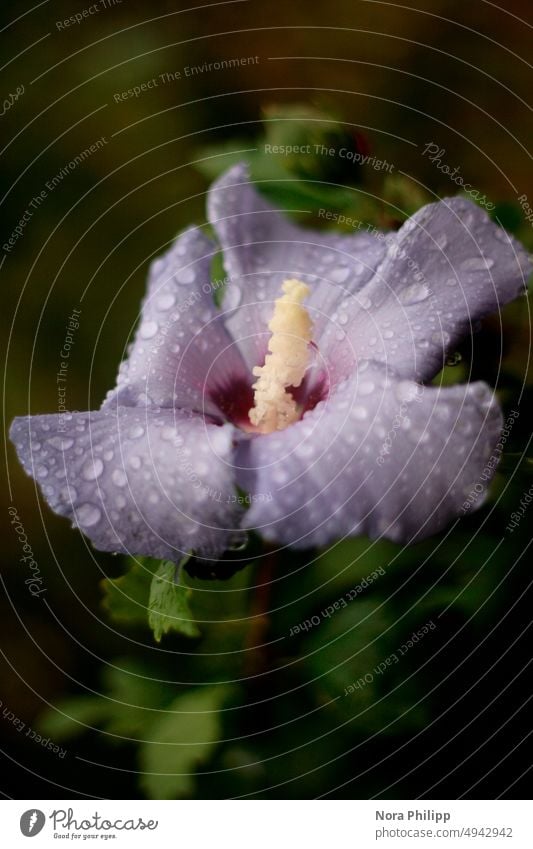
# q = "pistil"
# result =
<box><xmin>248</xmin><ymin>278</ymin><xmax>313</xmax><ymax>434</ymax></box>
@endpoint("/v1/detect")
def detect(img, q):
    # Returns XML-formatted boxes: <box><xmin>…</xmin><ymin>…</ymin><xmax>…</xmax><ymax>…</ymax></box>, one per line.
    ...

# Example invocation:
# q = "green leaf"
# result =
<box><xmin>139</xmin><ymin>686</ymin><xmax>229</xmax><ymax>799</ymax></box>
<box><xmin>101</xmin><ymin>558</ymin><xmax>153</xmax><ymax>626</ymax></box>
<box><xmin>38</xmin><ymin>697</ymin><xmax>110</xmax><ymax>742</ymax></box>
<box><xmin>148</xmin><ymin>559</ymin><xmax>200</xmax><ymax>641</ymax></box>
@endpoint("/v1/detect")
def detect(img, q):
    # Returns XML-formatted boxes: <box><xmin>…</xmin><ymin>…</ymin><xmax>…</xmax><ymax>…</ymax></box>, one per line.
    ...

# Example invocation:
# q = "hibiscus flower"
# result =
<box><xmin>10</xmin><ymin>164</ymin><xmax>531</xmax><ymax>561</ymax></box>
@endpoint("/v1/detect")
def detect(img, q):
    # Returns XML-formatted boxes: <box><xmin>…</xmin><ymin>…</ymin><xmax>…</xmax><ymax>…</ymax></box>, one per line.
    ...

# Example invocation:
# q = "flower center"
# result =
<box><xmin>248</xmin><ymin>278</ymin><xmax>313</xmax><ymax>434</ymax></box>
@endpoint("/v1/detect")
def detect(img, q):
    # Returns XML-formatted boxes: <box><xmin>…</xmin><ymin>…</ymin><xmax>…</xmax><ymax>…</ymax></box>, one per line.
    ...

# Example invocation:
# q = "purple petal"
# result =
<box><xmin>235</xmin><ymin>363</ymin><xmax>503</xmax><ymax>547</ymax></box>
<box><xmin>10</xmin><ymin>408</ymin><xmax>240</xmax><ymax>560</ymax></box>
<box><xmin>207</xmin><ymin>163</ymin><xmax>386</xmax><ymax>376</ymax></box>
<box><xmin>105</xmin><ymin>227</ymin><xmax>249</xmax><ymax>416</ymax></box>
<box><xmin>349</xmin><ymin>197</ymin><xmax>532</xmax><ymax>380</ymax></box>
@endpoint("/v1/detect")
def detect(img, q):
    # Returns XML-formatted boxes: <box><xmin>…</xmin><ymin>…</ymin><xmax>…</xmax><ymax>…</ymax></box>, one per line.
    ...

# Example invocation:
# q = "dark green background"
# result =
<box><xmin>1</xmin><ymin>0</ymin><xmax>532</xmax><ymax>799</ymax></box>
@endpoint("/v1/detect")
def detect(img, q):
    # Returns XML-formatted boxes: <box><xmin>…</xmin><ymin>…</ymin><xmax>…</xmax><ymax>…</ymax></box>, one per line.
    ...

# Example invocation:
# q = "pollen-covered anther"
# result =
<box><xmin>249</xmin><ymin>278</ymin><xmax>313</xmax><ymax>434</ymax></box>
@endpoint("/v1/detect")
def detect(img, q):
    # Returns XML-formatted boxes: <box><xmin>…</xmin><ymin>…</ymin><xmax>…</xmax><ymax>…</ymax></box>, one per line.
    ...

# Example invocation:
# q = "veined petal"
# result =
<box><xmin>235</xmin><ymin>363</ymin><xmax>503</xmax><ymax>547</ymax></box>
<box><xmin>348</xmin><ymin>197</ymin><xmax>532</xmax><ymax>380</ymax></box>
<box><xmin>207</xmin><ymin>163</ymin><xmax>386</xmax><ymax>375</ymax></box>
<box><xmin>10</xmin><ymin>408</ymin><xmax>240</xmax><ymax>561</ymax></box>
<box><xmin>105</xmin><ymin>226</ymin><xmax>249</xmax><ymax>416</ymax></box>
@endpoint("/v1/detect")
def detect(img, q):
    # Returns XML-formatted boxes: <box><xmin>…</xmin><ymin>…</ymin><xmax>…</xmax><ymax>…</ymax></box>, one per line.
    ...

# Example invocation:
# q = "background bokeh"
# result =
<box><xmin>1</xmin><ymin>0</ymin><xmax>532</xmax><ymax>799</ymax></box>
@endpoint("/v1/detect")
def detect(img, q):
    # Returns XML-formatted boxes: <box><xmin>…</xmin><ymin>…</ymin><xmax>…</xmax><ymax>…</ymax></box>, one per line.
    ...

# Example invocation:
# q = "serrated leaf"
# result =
<box><xmin>140</xmin><ymin>686</ymin><xmax>229</xmax><ymax>799</ymax></box>
<box><xmin>148</xmin><ymin>559</ymin><xmax>200</xmax><ymax>641</ymax></box>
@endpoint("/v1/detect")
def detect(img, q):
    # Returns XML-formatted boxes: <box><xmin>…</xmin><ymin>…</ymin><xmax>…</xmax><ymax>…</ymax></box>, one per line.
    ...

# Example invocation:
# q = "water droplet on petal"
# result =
<box><xmin>399</xmin><ymin>283</ymin><xmax>430</xmax><ymax>305</ymax></box>
<box><xmin>129</xmin><ymin>455</ymin><xmax>142</xmax><ymax>470</ymax></box>
<box><xmin>112</xmin><ymin>469</ymin><xmax>127</xmax><ymax>487</ymax></box>
<box><xmin>140</xmin><ymin>321</ymin><xmax>158</xmax><ymax>340</ymax></box>
<box><xmin>128</xmin><ymin>424</ymin><xmax>145</xmax><ymax>439</ymax></box>
<box><xmin>76</xmin><ymin>503</ymin><xmax>101</xmax><ymax>527</ymax></box>
<box><xmin>330</xmin><ymin>266</ymin><xmax>350</xmax><ymax>283</ymax></box>
<box><xmin>176</xmin><ymin>266</ymin><xmax>195</xmax><ymax>285</ymax></box>
<box><xmin>82</xmin><ymin>458</ymin><xmax>104</xmax><ymax>481</ymax></box>
<box><xmin>395</xmin><ymin>381</ymin><xmax>420</xmax><ymax>403</ymax></box>
<box><xmin>157</xmin><ymin>293</ymin><xmax>176</xmax><ymax>310</ymax></box>
<box><xmin>358</xmin><ymin>381</ymin><xmax>375</xmax><ymax>396</ymax></box>
<box><xmin>461</xmin><ymin>256</ymin><xmax>493</xmax><ymax>272</ymax></box>
<box><xmin>48</xmin><ymin>436</ymin><xmax>74</xmax><ymax>451</ymax></box>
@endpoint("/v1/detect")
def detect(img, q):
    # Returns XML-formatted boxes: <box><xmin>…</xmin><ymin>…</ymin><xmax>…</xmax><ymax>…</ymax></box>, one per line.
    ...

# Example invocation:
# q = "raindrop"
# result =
<box><xmin>176</xmin><ymin>267</ymin><xmax>195</xmax><ymax>285</ymax></box>
<box><xmin>76</xmin><ymin>503</ymin><xmax>101</xmax><ymax>527</ymax></box>
<box><xmin>358</xmin><ymin>381</ymin><xmax>375</xmax><ymax>396</ymax></box>
<box><xmin>461</xmin><ymin>256</ymin><xmax>494</xmax><ymax>272</ymax></box>
<box><xmin>446</xmin><ymin>351</ymin><xmax>462</xmax><ymax>367</ymax></box>
<box><xmin>357</xmin><ymin>295</ymin><xmax>372</xmax><ymax>310</ymax></box>
<box><xmin>82</xmin><ymin>459</ymin><xmax>104</xmax><ymax>481</ymax></box>
<box><xmin>140</xmin><ymin>321</ymin><xmax>158</xmax><ymax>340</ymax></box>
<box><xmin>128</xmin><ymin>424</ymin><xmax>145</xmax><ymax>439</ymax></box>
<box><xmin>48</xmin><ymin>436</ymin><xmax>74</xmax><ymax>451</ymax></box>
<box><xmin>228</xmin><ymin>531</ymin><xmax>249</xmax><ymax>551</ymax></box>
<box><xmin>399</xmin><ymin>283</ymin><xmax>430</xmax><ymax>305</ymax></box>
<box><xmin>157</xmin><ymin>293</ymin><xmax>176</xmax><ymax>310</ymax></box>
<box><xmin>330</xmin><ymin>266</ymin><xmax>350</xmax><ymax>284</ymax></box>
<box><xmin>112</xmin><ymin>469</ymin><xmax>127</xmax><ymax>487</ymax></box>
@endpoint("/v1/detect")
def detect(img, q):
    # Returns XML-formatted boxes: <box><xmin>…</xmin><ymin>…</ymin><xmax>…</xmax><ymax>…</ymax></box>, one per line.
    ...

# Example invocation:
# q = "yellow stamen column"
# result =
<box><xmin>248</xmin><ymin>278</ymin><xmax>313</xmax><ymax>434</ymax></box>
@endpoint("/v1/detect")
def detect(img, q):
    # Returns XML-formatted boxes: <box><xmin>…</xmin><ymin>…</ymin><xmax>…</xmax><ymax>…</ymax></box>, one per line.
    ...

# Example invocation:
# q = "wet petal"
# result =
<box><xmin>208</xmin><ymin>163</ymin><xmax>386</xmax><ymax>375</ymax></box>
<box><xmin>349</xmin><ymin>197</ymin><xmax>532</xmax><ymax>379</ymax></box>
<box><xmin>105</xmin><ymin>227</ymin><xmax>248</xmax><ymax>416</ymax></box>
<box><xmin>235</xmin><ymin>363</ymin><xmax>503</xmax><ymax>547</ymax></box>
<box><xmin>10</xmin><ymin>408</ymin><xmax>240</xmax><ymax>560</ymax></box>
